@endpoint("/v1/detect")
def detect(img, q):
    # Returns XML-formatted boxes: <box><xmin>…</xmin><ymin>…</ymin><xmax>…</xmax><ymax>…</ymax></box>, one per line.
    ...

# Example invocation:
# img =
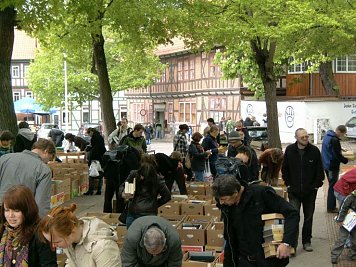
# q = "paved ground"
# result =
<box><xmin>66</xmin><ymin>138</ymin><xmax>356</xmax><ymax>267</ymax></box>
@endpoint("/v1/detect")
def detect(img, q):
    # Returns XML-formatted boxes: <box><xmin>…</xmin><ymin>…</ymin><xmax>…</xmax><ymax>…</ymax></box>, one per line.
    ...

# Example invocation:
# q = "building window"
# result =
<box><xmin>13</xmin><ymin>92</ymin><xmax>20</xmax><ymax>101</ymax></box>
<box><xmin>12</xmin><ymin>66</ymin><xmax>20</xmax><ymax>78</ymax></box>
<box><xmin>209</xmin><ymin>53</ymin><xmax>221</xmax><ymax>77</ymax></box>
<box><xmin>288</xmin><ymin>61</ymin><xmax>308</xmax><ymax>74</ymax></box>
<box><xmin>25</xmin><ymin>91</ymin><xmax>33</xmax><ymax>98</ymax></box>
<box><xmin>168</xmin><ymin>102</ymin><xmax>173</xmax><ymax>123</ymax></box>
<box><xmin>179</xmin><ymin>102</ymin><xmax>196</xmax><ymax>123</ymax></box>
<box><xmin>336</xmin><ymin>55</ymin><xmax>356</xmax><ymax>72</ymax></box>
<box><xmin>177</xmin><ymin>57</ymin><xmax>195</xmax><ymax>81</ymax></box>
<box><xmin>24</xmin><ymin>65</ymin><xmax>29</xmax><ymax>77</ymax></box>
<box><xmin>210</xmin><ymin>97</ymin><xmax>226</xmax><ymax>110</ymax></box>
<box><xmin>178</xmin><ymin>61</ymin><xmax>183</xmax><ymax>81</ymax></box>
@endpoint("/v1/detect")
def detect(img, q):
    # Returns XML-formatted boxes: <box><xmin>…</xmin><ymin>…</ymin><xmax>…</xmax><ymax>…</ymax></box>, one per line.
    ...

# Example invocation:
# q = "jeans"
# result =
<box><xmin>334</xmin><ymin>191</ymin><xmax>346</xmax><ymax>207</ymax></box>
<box><xmin>331</xmin><ymin>226</ymin><xmax>356</xmax><ymax>260</ymax></box>
<box><xmin>288</xmin><ymin>190</ymin><xmax>318</xmax><ymax>245</ymax></box>
<box><xmin>193</xmin><ymin>171</ymin><xmax>204</xmax><ymax>182</ymax></box>
<box><xmin>325</xmin><ymin>169</ymin><xmax>339</xmax><ymax>210</ymax></box>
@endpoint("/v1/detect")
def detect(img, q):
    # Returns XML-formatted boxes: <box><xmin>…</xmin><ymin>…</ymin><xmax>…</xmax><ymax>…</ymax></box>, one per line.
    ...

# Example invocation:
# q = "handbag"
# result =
<box><xmin>203</xmin><ymin>159</ymin><xmax>213</xmax><ymax>183</ymax></box>
<box><xmin>184</xmin><ymin>152</ymin><xmax>192</xmax><ymax>169</ymax></box>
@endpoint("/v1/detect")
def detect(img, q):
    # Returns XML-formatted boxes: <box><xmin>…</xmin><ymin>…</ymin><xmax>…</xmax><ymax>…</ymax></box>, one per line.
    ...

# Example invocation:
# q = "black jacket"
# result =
<box><xmin>221</xmin><ymin>185</ymin><xmax>299</xmax><ymax>267</ymax></box>
<box><xmin>227</xmin><ymin>144</ymin><xmax>260</xmax><ymax>181</ymax></box>
<box><xmin>0</xmin><ymin>225</ymin><xmax>57</xmax><ymax>267</ymax></box>
<box><xmin>28</xmin><ymin>233</ymin><xmax>57</xmax><ymax>266</ymax></box>
<box><xmin>282</xmin><ymin>142</ymin><xmax>324</xmax><ymax>195</ymax></box>
<box><xmin>119</xmin><ymin>170</ymin><xmax>171</xmax><ymax>215</ymax></box>
<box><xmin>189</xmin><ymin>142</ymin><xmax>209</xmax><ymax>172</ymax></box>
<box><xmin>89</xmin><ymin>131</ymin><xmax>106</xmax><ymax>165</ymax></box>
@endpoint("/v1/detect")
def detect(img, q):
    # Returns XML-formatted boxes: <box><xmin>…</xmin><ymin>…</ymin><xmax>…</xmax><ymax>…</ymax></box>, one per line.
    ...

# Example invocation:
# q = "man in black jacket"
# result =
<box><xmin>282</xmin><ymin>128</ymin><xmax>324</xmax><ymax>252</ymax></box>
<box><xmin>213</xmin><ymin>175</ymin><xmax>299</xmax><ymax>267</ymax></box>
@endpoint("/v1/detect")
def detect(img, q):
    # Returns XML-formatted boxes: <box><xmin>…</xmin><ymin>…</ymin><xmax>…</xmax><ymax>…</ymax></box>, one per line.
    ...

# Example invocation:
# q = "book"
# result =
<box><xmin>124</xmin><ymin>177</ymin><xmax>136</xmax><ymax>194</ymax></box>
<box><xmin>182</xmin><ymin>223</ymin><xmax>203</xmax><ymax>229</ymax></box>
<box><xmin>343</xmin><ymin>209</ymin><xmax>356</xmax><ymax>232</ymax></box>
<box><xmin>189</xmin><ymin>251</ymin><xmax>215</xmax><ymax>262</ymax></box>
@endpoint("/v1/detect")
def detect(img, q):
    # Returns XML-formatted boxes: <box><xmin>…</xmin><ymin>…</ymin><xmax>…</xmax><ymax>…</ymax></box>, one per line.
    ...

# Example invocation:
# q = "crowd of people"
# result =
<box><xmin>0</xmin><ymin>116</ymin><xmax>354</xmax><ymax>266</ymax></box>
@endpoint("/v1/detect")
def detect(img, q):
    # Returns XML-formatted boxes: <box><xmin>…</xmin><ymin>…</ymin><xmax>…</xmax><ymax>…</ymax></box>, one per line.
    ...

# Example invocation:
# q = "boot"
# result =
<box><xmin>84</xmin><ymin>177</ymin><xmax>94</xmax><ymax>195</ymax></box>
<box><xmin>95</xmin><ymin>176</ymin><xmax>103</xmax><ymax>195</ymax></box>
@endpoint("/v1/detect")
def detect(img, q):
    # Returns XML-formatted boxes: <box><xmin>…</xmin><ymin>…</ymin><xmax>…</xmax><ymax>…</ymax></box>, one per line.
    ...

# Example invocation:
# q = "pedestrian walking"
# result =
<box><xmin>322</xmin><ymin>125</ymin><xmax>348</xmax><ymax>213</ymax></box>
<box><xmin>282</xmin><ymin>128</ymin><xmax>324</xmax><ymax>252</ymax></box>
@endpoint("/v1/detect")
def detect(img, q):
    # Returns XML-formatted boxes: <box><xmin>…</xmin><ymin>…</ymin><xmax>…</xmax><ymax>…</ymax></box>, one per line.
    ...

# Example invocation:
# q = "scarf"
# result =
<box><xmin>0</xmin><ymin>223</ymin><xmax>29</xmax><ymax>267</ymax></box>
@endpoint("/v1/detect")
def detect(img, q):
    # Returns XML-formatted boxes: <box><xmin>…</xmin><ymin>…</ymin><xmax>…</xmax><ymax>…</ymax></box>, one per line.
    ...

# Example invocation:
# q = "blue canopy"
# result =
<box><xmin>13</xmin><ymin>97</ymin><xmax>57</xmax><ymax>114</ymax></box>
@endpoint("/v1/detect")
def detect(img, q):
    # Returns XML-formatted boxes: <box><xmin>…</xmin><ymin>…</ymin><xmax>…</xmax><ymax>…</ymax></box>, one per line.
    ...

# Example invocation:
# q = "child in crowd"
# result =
<box><xmin>331</xmin><ymin>190</ymin><xmax>356</xmax><ymax>264</ymax></box>
<box><xmin>0</xmin><ymin>130</ymin><xmax>14</xmax><ymax>157</ymax></box>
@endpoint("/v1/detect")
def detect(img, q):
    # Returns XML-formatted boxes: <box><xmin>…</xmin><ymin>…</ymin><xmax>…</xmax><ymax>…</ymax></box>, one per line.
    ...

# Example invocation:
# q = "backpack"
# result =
<box><xmin>215</xmin><ymin>155</ymin><xmax>246</xmax><ymax>183</ymax></box>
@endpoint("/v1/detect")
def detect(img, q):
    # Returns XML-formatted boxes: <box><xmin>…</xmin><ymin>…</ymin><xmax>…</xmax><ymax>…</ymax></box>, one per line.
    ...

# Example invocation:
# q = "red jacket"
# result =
<box><xmin>334</xmin><ymin>168</ymin><xmax>356</xmax><ymax>196</ymax></box>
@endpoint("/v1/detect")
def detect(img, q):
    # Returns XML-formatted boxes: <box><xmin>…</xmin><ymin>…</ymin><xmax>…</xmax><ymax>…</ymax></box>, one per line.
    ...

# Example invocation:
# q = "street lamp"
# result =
<box><xmin>63</xmin><ymin>53</ymin><xmax>69</xmax><ymax>133</ymax></box>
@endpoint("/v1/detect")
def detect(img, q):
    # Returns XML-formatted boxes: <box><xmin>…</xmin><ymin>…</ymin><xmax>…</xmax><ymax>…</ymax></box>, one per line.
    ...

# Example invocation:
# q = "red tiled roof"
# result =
<box><xmin>12</xmin><ymin>30</ymin><xmax>37</xmax><ymax>60</ymax></box>
<box><xmin>154</xmin><ymin>37</ymin><xmax>189</xmax><ymax>56</ymax></box>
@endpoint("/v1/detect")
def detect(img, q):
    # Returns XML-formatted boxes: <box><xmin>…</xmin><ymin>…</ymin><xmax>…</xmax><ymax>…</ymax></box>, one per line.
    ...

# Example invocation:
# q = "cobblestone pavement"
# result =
<box><xmin>67</xmin><ymin>138</ymin><xmax>356</xmax><ymax>267</ymax></box>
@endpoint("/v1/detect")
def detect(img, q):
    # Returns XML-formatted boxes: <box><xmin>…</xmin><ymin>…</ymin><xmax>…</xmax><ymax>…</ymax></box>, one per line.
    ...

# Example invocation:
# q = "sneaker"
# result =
<box><xmin>303</xmin><ymin>243</ymin><xmax>313</xmax><ymax>252</ymax></box>
<box><xmin>327</xmin><ymin>208</ymin><xmax>339</xmax><ymax>213</ymax></box>
<box><xmin>331</xmin><ymin>258</ymin><xmax>338</xmax><ymax>264</ymax></box>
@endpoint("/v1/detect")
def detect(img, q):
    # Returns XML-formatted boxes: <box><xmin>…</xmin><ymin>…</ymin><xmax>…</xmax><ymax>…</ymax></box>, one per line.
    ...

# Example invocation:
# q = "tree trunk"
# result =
<box><xmin>250</xmin><ymin>40</ymin><xmax>282</xmax><ymax>149</ymax></box>
<box><xmin>0</xmin><ymin>7</ymin><xmax>18</xmax><ymax>135</ymax></box>
<box><xmin>319</xmin><ymin>61</ymin><xmax>339</xmax><ymax>95</ymax></box>
<box><xmin>91</xmin><ymin>29</ymin><xmax>116</xmax><ymax>140</ymax></box>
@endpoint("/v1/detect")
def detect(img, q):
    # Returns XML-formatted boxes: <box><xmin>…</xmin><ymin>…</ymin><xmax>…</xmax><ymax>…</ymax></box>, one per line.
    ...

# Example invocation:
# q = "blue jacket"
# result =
<box><xmin>321</xmin><ymin>130</ymin><xmax>348</xmax><ymax>171</ymax></box>
<box><xmin>202</xmin><ymin>134</ymin><xmax>219</xmax><ymax>163</ymax></box>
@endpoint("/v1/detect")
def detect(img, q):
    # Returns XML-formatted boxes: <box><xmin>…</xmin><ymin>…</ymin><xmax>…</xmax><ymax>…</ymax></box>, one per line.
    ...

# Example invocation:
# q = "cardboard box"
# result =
<box><xmin>70</xmin><ymin>178</ymin><xmax>80</xmax><ymax>198</ymax></box>
<box><xmin>204</xmin><ymin>204</ymin><xmax>221</xmax><ymax>219</ymax></box>
<box><xmin>84</xmin><ymin>212</ymin><xmax>110</xmax><ymax>219</ymax></box>
<box><xmin>206</xmin><ymin>222</ymin><xmax>224</xmax><ymax>248</ymax></box>
<box><xmin>185</xmin><ymin>215</ymin><xmax>212</xmax><ymax>224</ymax></box>
<box><xmin>261</xmin><ymin>213</ymin><xmax>284</xmax><ymax>221</ymax></box>
<box><xmin>181</xmin><ymin>245</ymin><xmax>204</xmax><ymax>252</ymax></box>
<box><xmin>177</xmin><ymin>221</ymin><xmax>209</xmax><ymax>246</ymax></box>
<box><xmin>187</xmin><ymin>182</ymin><xmax>206</xmax><ymax>195</ymax></box>
<box><xmin>181</xmin><ymin>200</ymin><xmax>206</xmax><ymax>216</ymax></box>
<box><xmin>159</xmin><ymin>214</ymin><xmax>186</xmax><ymax>228</ymax></box>
<box><xmin>158</xmin><ymin>200</ymin><xmax>182</xmax><ymax>215</ymax></box>
<box><xmin>50</xmin><ymin>192</ymin><xmax>65</xmax><ymax>208</ymax></box>
<box><xmin>117</xmin><ymin>224</ymin><xmax>127</xmax><ymax>244</ymax></box>
<box><xmin>182</xmin><ymin>251</ymin><xmax>219</xmax><ymax>267</ymax></box>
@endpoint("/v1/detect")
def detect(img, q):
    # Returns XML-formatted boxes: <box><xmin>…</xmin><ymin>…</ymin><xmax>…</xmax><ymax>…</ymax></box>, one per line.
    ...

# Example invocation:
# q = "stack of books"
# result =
<box><xmin>261</xmin><ymin>213</ymin><xmax>295</xmax><ymax>258</ymax></box>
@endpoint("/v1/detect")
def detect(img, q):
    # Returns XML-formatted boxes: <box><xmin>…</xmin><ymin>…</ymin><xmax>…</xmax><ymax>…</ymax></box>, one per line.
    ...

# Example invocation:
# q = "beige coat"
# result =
<box><xmin>65</xmin><ymin>217</ymin><xmax>121</xmax><ymax>267</ymax></box>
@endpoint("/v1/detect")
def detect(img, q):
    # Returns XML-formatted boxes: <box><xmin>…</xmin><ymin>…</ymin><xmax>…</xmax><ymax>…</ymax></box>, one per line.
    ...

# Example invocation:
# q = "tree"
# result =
<box><xmin>28</xmin><ymin>33</ymin><xmax>163</xmax><ymax>111</ymax></box>
<box><xmin>286</xmin><ymin>0</ymin><xmax>356</xmax><ymax>95</ymax></box>
<box><xmin>180</xmin><ymin>0</ymin><xmax>356</xmax><ymax>148</ymax></box>
<box><xmin>0</xmin><ymin>5</ymin><xmax>20</xmax><ymax>134</ymax></box>
<box><xmin>21</xmin><ymin>0</ymin><xmax>180</xmax><ymax>138</ymax></box>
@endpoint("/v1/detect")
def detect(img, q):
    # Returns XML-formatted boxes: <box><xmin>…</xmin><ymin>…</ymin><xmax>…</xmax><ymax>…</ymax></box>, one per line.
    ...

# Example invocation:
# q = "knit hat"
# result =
<box><xmin>228</xmin><ymin>130</ymin><xmax>241</xmax><ymax>141</ymax></box>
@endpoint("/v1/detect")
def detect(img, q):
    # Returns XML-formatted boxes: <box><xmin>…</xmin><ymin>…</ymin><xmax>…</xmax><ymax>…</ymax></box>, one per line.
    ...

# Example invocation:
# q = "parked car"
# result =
<box><xmin>37</xmin><ymin>123</ymin><xmax>57</xmax><ymax>139</ymax></box>
<box><xmin>246</xmin><ymin>126</ymin><xmax>269</xmax><ymax>151</ymax></box>
<box><xmin>345</xmin><ymin>117</ymin><xmax>356</xmax><ymax>138</ymax></box>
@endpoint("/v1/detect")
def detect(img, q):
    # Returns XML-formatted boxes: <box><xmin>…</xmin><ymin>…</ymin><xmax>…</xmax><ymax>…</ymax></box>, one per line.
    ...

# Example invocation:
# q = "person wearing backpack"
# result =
<box><xmin>227</xmin><ymin>130</ymin><xmax>259</xmax><ymax>182</ymax></box>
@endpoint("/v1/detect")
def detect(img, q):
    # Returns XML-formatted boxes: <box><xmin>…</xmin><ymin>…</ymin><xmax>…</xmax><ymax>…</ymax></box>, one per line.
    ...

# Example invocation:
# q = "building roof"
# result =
<box><xmin>12</xmin><ymin>30</ymin><xmax>37</xmax><ymax>60</ymax></box>
<box><xmin>154</xmin><ymin>37</ymin><xmax>189</xmax><ymax>57</ymax></box>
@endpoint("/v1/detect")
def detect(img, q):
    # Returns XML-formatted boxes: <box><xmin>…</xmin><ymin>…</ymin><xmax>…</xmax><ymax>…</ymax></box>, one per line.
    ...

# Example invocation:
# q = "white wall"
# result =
<box><xmin>241</xmin><ymin>100</ymin><xmax>356</xmax><ymax>143</ymax></box>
